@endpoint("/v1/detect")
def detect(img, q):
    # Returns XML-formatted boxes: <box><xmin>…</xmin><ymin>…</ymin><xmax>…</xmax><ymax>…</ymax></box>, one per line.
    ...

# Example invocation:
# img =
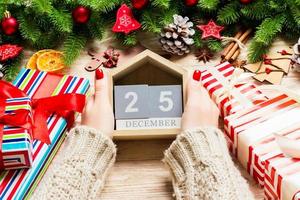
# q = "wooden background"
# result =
<box><xmin>23</xmin><ymin>37</ymin><xmax>298</xmax><ymax>199</ymax></box>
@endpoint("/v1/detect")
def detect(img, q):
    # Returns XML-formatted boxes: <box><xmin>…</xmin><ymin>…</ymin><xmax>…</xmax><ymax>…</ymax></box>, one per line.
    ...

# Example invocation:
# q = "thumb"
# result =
<box><xmin>94</xmin><ymin>68</ymin><xmax>109</xmax><ymax>101</ymax></box>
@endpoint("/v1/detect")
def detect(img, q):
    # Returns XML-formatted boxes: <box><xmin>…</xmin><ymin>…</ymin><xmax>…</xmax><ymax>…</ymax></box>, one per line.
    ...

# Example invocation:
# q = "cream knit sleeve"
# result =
<box><xmin>31</xmin><ymin>126</ymin><xmax>116</xmax><ymax>200</ymax></box>
<box><xmin>163</xmin><ymin>127</ymin><xmax>254</xmax><ymax>200</ymax></box>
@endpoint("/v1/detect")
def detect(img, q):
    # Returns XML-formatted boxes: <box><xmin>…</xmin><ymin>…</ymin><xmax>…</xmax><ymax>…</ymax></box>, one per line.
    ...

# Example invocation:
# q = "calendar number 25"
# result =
<box><xmin>125</xmin><ymin>91</ymin><xmax>173</xmax><ymax>113</ymax></box>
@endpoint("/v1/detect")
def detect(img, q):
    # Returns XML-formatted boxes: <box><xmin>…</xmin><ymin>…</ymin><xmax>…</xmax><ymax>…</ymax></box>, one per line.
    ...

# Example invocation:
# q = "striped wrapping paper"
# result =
<box><xmin>224</xmin><ymin>94</ymin><xmax>300</xmax><ymax>200</ymax></box>
<box><xmin>200</xmin><ymin>62</ymin><xmax>267</xmax><ymax>117</ymax></box>
<box><xmin>0</xmin><ymin>68</ymin><xmax>90</xmax><ymax>200</ymax></box>
<box><xmin>1</xmin><ymin>97</ymin><xmax>32</xmax><ymax>170</ymax></box>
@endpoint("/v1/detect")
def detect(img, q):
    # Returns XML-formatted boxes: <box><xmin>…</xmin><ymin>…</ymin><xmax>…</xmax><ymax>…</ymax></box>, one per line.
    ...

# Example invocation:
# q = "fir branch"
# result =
<box><xmin>241</xmin><ymin>1</ymin><xmax>271</xmax><ymax>20</ymax></box>
<box><xmin>0</xmin><ymin>4</ymin><xmax>5</xmax><ymax>19</ymax></box>
<box><xmin>62</xmin><ymin>34</ymin><xmax>87</xmax><ymax>66</ymax></box>
<box><xmin>31</xmin><ymin>0</ymin><xmax>53</xmax><ymax>14</ymax></box>
<box><xmin>88</xmin><ymin>13</ymin><xmax>104</xmax><ymax>40</ymax></box>
<box><xmin>290</xmin><ymin>5</ymin><xmax>300</xmax><ymax>26</ymax></box>
<box><xmin>122</xmin><ymin>33</ymin><xmax>138</xmax><ymax>46</ymax></box>
<box><xmin>78</xmin><ymin>0</ymin><xmax>121</xmax><ymax>12</ymax></box>
<box><xmin>206</xmin><ymin>39</ymin><xmax>222</xmax><ymax>52</ymax></box>
<box><xmin>151</xmin><ymin>0</ymin><xmax>170</xmax><ymax>9</ymax></box>
<box><xmin>254</xmin><ymin>15</ymin><xmax>285</xmax><ymax>45</ymax></box>
<box><xmin>198</xmin><ymin>0</ymin><xmax>219</xmax><ymax>10</ymax></box>
<box><xmin>158</xmin><ymin>8</ymin><xmax>177</xmax><ymax>26</ymax></box>
<box><xmin>247</xmin><ymin>41</ymin><xmax>269</xmax><ymax>63</ymax></box>
<box><xmin>141</xmin><ymin>11</ymin><xmax>161</xmax><ymax>33</ymax></box>
<box><xmin>4</xmin><ymin>53</ymin><xmax>23</xmax><ymax>82</ymax></box>
<box><xmin>49</xmin><ymin>9</ymin><xmax>73</xmax><ymax>33</ymax></box>
<box><xmin>19</xmin><ymin>15</ymin><xmax>41</xmax><ymax>43</ymax></box>
<box><xmin>217</xmin><ymin>1</ymin><xmax>240</xmax><ymax>24</ymax></box>
<box><xmin>193</xmin><ymin>31</ymin><xmax>204</xmax><ymax>48</ymax></box>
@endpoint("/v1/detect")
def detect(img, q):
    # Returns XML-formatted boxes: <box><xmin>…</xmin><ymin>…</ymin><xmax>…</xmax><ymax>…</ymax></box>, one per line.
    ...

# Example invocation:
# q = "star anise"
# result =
<box><xmin>195</xmin><ymin>48</ymin><xmax>213</xmax><ymax>63</ymax></box>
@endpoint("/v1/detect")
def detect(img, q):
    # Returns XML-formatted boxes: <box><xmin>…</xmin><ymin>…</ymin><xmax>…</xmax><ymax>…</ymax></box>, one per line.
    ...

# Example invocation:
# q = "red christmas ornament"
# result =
<box><xmin>184</xmin><ymin>0</ymin><xmax>199</xmax><ymax>6</ymax></box>
<box><xmin>131</xmin><ymin>0</ymin><xmax>149</xmax><ymax>9</ymax></box>
<box><xmin>1</xmin><ymin>11</ymin><xmax>19</xmax><ymax>35</ymax></box>
<box><xmin>197</xmin><ymin>20</ymin><xmax>224</xmax><ymax>39</ymax></box>
<box><xmin>0</xmin><ymin>44</ymin><xmax>22</xmax><ymax>62</ymax></box>
<box><xmin>240</xmin><ymin>0</ymin><xmax>253</xmax><ymax>4</ymax></box>
<box><xmin>72</xmin><ymin>6</ymin><xmax>91</xmax><ymax>24</ymax></box>
<box><xmin>112</xmin><ymin>4</ymin><xmax>141</xmax><ymax>34</ymax></box>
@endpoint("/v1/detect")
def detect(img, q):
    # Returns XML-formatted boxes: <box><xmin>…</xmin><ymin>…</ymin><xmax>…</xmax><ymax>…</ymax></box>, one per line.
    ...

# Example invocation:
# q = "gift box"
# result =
<box><xmin>0</xmin><ymin>68</ymin><xmax>90</xmax><ymax>199</ymax></box>
<box><xmin>0</xmin><ymin>97</ymin><xmax>32</xmax><ymax>170</ymax></box>
<box><xmin>200</xmin><ymin>62</ymin><xmax>267</xmax><ymax>117</ymax></box>
<box><xmin>224</xmin><ymin>94</ymin><xmax>300</xmax><ymax>200</ymax></box>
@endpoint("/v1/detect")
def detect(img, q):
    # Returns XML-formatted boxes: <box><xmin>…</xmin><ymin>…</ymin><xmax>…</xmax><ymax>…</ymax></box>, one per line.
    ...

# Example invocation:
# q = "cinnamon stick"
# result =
<box><xmin>224</xmin><ymin>29</ymin><xmax>252</xmax><ymax>61</ymax></box>
<box><xmin>221</xmin><ymin>31</ymin><xmax>243</xmax><ymax>59</ymax></box>
<box><xmin>229</xmin><ymin>36</ymin><xmax>250</xmax><ymax>62</ymax></box>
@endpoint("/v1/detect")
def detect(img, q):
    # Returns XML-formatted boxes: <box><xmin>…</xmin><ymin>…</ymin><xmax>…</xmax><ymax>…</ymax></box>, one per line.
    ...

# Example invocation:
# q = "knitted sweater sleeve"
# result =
<box><xmin>31</xmin><ymin>126</ymin><xmax>116</xmax><ymax>200</ymax></box>
<box><xmin>163</xmin><ymin>127</ymin><xmax>254</xmax><ymax>200</ymax></box>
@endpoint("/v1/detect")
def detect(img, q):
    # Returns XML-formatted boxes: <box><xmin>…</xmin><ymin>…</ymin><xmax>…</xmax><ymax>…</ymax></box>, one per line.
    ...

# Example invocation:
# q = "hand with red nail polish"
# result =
<box><xmin>82</xmin><ymin>69</ymin><xmax>114</xmax><ymax>137</ymax></box>
<box><xmin>181</xmin><ymin>70</ymin><xmax>220</xmax><ymax>130</ymax></box>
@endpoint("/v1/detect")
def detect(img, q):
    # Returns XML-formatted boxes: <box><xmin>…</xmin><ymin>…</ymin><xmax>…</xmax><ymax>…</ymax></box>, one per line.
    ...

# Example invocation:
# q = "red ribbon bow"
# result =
<box><xmin>0</xmin><ymin>80</ymin><xmax>86</xmax><ymax>145</ymax></box>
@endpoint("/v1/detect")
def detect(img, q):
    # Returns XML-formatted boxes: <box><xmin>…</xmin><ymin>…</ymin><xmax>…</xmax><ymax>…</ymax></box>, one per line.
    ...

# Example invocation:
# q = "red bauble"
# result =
<box><xmin>185</xmin><ymin>0</ymin><xmax>199</xmax><ymax>6</ymax></box>
<box><xmin>131</xmin><ymin>0</ymin><xmax>149</xmax><ymax>9</ymax></box>
<box><xmin>1</xmin><ymin>11</ymin><xmax>19</xmax><ymax>35</ymax></box>
<box><xmin>112</xmin><ymin>4</ymin><xmax>141</xmax><ymax>34</ymax></box>
<box><xmin>72</xmin><ymin>6</ymin><xmax>91</xmax><ymax>24</ymax></box>
<box><xmin>240</xmin><ymin>0</ymin><xmax>253</xmax><ymax>4</ymax></box>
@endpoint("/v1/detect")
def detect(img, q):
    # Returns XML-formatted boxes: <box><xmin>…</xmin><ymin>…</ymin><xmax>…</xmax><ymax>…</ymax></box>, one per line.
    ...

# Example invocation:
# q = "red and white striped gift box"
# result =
<box><xmin>224</xmin><ymin>94</ymin><xmax>298</xmax><ymax>155</ymax></box>
<box><xmin>200</xmin><ymin>62</ymin><xmax>266</xmax><ymax>117</ymax></box>
<box><xmin>224</xmin><ymin>94</ymin><xmax>300</xmax><ymax>199</ymax></box>
<box><xmin>264</xmin><ymin>155</ymin><xmax>300</xmax><ymax>200</ymax></box>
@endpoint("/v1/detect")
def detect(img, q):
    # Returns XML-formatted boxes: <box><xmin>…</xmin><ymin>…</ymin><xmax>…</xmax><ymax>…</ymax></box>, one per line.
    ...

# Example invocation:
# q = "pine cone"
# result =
<box><xmin>160</xmin><ymin>14</ymin><xmax>195</xmax><ymax>56</ymax></box>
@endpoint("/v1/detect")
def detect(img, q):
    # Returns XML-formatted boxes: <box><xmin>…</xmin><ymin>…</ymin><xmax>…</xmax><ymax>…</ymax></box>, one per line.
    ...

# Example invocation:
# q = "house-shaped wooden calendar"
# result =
<box><xmin>109</xmin><ymin>49</ymin><xmax>187</xmax><ymax>140</ymax></box>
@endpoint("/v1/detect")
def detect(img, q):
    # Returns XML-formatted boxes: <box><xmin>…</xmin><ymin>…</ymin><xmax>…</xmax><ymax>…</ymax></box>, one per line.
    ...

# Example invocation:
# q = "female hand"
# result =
<box><xmin>81</xmin><ymin>69</ymin><xmax>114</xmax><ymax>138</ymax></box>
<box><xmin>181</xmin><ymin>70</ymin><xmax>220</xmax><ymax>130</ymax></box>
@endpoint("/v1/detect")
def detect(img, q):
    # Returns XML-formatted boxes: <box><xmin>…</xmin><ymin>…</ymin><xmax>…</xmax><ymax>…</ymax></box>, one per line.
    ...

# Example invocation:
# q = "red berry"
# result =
<box><xmin>265</xmin><ymin>68</ymin><xmax>272</xmax><ymax>74</ymax></box>
<box><xmin>72</xmin><ymin>6</ymin><xmax>91</xmax><ymax>24</ymax></box>
<box><xmin>262</xmin><ymin>54</ymin><xmax>268</xmax><ymax>60</ymax></box>
<box><xmin>279</xmin><ymin>50</ymin><xmax>288</xmax><ymax>55</ymax></box>
<box><xmin>264</xmin><ymin>59</ymin><xmax>272</xmax><ymax>65</ymax></box>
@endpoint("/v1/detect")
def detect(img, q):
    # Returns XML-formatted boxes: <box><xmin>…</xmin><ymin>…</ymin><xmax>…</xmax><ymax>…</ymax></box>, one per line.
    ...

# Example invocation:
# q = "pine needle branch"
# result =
<box><xmin>62</xmin><ymin>34</ymin><xmax>87</xmax><ymax>66</ymax></box>
<box><xmin>254</xmin><ymin>15</ymin><xmax>285</xmax><ymax>45</ymax></box>
<box><xmin>217</xmin><ymin>1</ymin><xmax>240</xmax><ymax>24</ymax></box>
<box><xmin>19</xmin><ymin>15</ymin><xmax>41</xmax><ymax>43</ymax></box>
<box><xmin>49</xmin><ymin>9</ymin><xmax>73</xmax><ymax>33</ymax></box>
<box><xmin>198</xmin><ymin>0</ymin><xmax>219</xmax><ymax>10</ymax></box>
<box><xmin>151</xmin><ymin>0</ymin><xmax>170</xmax><ymax>9</ymax></box>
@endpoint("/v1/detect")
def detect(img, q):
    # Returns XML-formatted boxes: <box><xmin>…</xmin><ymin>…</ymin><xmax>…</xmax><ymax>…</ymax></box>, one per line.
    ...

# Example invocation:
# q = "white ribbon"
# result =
<box><xmin>205</xmin><ymin>66</ymin><xmax>254</xmax><ymax>108</ymax></box>
<box><xmin>221</xmin><ymin>36</ymin><xmax>246</xmax><ymax>50</ymax></box>
<box><xmin>258</xmin><ymin>85</ymin><xmax>300</xmax><ymax>159</ymax></box>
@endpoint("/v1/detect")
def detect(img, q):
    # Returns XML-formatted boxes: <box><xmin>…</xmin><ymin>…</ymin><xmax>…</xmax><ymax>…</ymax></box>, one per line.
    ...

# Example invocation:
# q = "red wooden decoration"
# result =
<box><xmin>0</xmin><ymin>44</ymin><xmax>22</xmax><ymax>62</ymax></box>
<box><xmin>112</xmin><ymin>4</ymin><xmax>141</xmax><ymax>34</ymax></box>
<box><xmin>197</xmin><ymin>20</ymin><xmax>224</xmax><ymax>39</ymax></box>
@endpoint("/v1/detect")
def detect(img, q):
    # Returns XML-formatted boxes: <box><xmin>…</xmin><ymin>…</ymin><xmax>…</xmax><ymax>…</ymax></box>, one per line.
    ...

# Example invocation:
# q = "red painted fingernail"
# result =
<box><xmin>95</xmin><ymin>69</ymin><xmax>104</xmax><ymax>80</ymax></box>
<box><xmin>193</xmin><ymin>70</ymin><xmax>201</xmax><ymax>81</ymax></box>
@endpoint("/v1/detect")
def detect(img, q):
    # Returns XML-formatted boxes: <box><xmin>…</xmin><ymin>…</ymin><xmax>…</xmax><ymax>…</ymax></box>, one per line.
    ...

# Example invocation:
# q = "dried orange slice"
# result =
<box><xmin>26</xmin><ymin>49</ymin><xmax>54</xmax><ymax>69</ymax></box>
<box><xmin>37</xmin><ymin>51</ymin><xmax>66</xmax><ymax>73</ymax></box>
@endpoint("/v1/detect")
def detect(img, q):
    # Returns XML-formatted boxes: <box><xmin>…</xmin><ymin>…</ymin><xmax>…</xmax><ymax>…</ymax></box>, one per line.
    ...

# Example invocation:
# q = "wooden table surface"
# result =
<box><xmin>23</xmin><ymin>38</ymin><xmax>297</xmax><ymax>199</ymax></box>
